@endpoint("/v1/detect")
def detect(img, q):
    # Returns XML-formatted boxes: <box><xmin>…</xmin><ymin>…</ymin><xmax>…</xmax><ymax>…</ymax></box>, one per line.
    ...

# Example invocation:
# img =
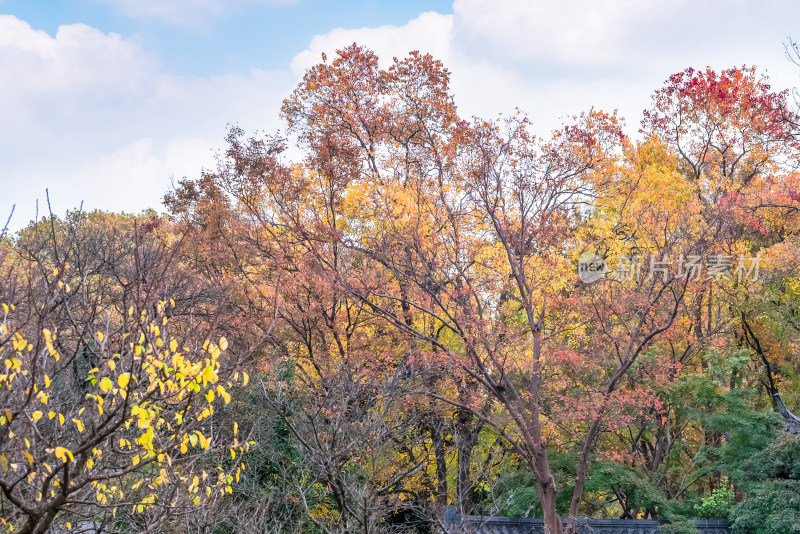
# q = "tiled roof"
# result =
<box><xmin>441</xmin><ymin>513</ymin><xmax>729</xmax><ymax>534</ymax></box>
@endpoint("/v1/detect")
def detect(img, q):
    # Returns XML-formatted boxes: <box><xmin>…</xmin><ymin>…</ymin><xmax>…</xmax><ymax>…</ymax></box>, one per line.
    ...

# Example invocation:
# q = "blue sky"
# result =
<box><xmin>3</xmin><ymin>0</ymin><xmax>453</xmax><ymax>75</ymax></box>
<box><xmin>2</xmin><ymin>0</ymin><xmax>800</xmax><ymax>232</ymax></box>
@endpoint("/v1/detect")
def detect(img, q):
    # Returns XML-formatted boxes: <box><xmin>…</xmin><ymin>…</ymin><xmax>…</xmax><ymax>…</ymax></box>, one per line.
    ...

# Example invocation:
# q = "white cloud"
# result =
<box><xmin>6</xmin><ymin>137</ymin><xmax>223</xmax><ymax>229</ymax></box>
<box><xmin>287</xmin><ymin>11</ymin><xmax>532</xmax><ymax>123</ymax></box>
<box><xmin>451</xmin><ymin>0</ymin><xmax>687</xmax><ymax>65</ymax></box>
<box><xmin>47</xmin><ymin>137</ymin><xmax>218</xmax><ymax>219</ymax></box>
<box><xmin>0</xmin><ymin>15</ymin><xmax>292</xmax><ymax>229</ymax></box>
<box><xmin>291</xmin><ymin>0</ymin><xmax>800</xmax><ymax>134</ymax></box>
<box><xmin>449</xmin><ymin>0</ymin><xmax>800</xmax><ymax>85</ymax></box>
<box><xmin>0</xmin><ymin>17</ymin><xmax>152</xmax><ymax>94</ymax></box>
<box><xmin>4</xmin><ymin>1</ymin><xmax>800</xmax><ymax>231</ymax></box>
<box><xmin>93</xmin><ymin>0</ymin><xmax>294</xmax><ymax>26</ymax></box>
<box><xmin>291</xmin><ymin>11</ymin><xmax>455</xmax><ymax>76</ymax></box>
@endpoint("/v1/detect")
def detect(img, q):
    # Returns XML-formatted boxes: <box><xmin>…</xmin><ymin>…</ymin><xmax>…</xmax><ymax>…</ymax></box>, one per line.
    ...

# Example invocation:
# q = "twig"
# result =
<box><xmin>0</xmin><ymin>203</ymin><xmax>14</xmax><ymax>240</ymax></box>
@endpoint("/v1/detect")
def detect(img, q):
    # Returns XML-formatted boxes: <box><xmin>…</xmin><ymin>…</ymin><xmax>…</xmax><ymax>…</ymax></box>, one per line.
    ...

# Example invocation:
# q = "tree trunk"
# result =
<box><xmin>524</xmin><ymin>327</ymin><xmax>563</xmax><ymax>534</ymax></box>
<box><xmin>531</xmin><ymin>447</ymin><xmax>563</xmax><ymax>534</ymax></box>
<box><xmin>565</xmin><ymin>422</ymin><xmax>600</xmax><ymax>533</ymax></box>
<box><xmin>455</xmin><ymin>407</ymin><xmax>482</xmax><ymax>512</ymax></box>
<box><xmin>456</xmin><ymin>429</ymin><xmax>474</xmax><ymax>512</ymax></box>
<box><xmin>430</xmin><ymin>416</ymin><xmax>449</xmax><ymax>505</ymax></box>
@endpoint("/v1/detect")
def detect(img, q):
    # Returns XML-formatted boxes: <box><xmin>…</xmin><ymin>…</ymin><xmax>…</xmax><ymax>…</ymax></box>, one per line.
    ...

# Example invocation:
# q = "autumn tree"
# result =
<box><xmin>0</xmin><ymin>211</ymin><xmax>252</xmax><ymax>534</ymax></box>
<box><xmin>580</xmin><ymin>65</ymin><xmax>800</xmax><ymax>519</ymax></box>
<box><xmin>164</xmin><ymin>44</ymin><xmax>800</xmax><ymax>534</ymax></box>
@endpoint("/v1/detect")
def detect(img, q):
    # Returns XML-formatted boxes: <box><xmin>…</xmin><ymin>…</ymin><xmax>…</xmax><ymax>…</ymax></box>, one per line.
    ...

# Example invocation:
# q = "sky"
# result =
<box><xmin>2</xmin><ymin>0</ymin><xmax>800</xmax><ymax>232</ymax></box>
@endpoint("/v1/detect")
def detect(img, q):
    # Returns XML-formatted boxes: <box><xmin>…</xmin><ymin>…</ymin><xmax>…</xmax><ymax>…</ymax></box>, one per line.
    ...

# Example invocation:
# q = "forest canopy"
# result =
<box><xmin>3</xmin><ymin>45</ymin><xmax>800</xmax><ymax>534</ymax></box>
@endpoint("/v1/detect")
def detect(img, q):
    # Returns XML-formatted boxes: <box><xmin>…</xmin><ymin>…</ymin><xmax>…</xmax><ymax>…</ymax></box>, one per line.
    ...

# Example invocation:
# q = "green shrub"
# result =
<box><xmin>693</xmin><ymin>479</ymin><xmax>734</xmax><ymax>519</ymax></box>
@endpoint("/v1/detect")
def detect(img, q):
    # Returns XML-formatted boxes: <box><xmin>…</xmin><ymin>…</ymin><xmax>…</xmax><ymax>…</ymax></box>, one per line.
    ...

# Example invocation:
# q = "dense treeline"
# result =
<box><xmin>3</xmin><ymin>45</ymin><xmax>800</xmax><ymax>534</ymax></box>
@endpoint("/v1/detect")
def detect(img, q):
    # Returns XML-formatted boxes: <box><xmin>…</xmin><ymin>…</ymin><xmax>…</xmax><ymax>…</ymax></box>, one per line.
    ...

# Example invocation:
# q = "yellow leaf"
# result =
<box><xmin>202</xmin><ymin>366</ymin><xmax>213</xmax><ymax>385</ymax></box>
<box><xmin>169</xmin><ymin>339</ymin><xmax>178</xmax><ymax>352</ymax></box>
<box><xmin>219</xmin><ymin>337</ymin><xmax>228</xmax><ymax>352</ymax></box>
<box><xmin>99</xmin><ymin>377</ymin><xmax>113</xmax><ymax>393</ymax></box>
<box><xmin>118</xmin><ymin>374</ymin><xmax>130</xmax><ymax>389</ymax></box>
<box><xmin>32</xmin><ymin>411</ymin><xmax>42</xmax><ymax>422</ymax></box>
<box><xmin>97</xmin><ymin>332</ymin><xmax>104</xmax><ymax>343</ymax></box>
<box><xmin>55</xmin><ymin>447</ymin><xmax>74</xmax><ymax>463</ymax></box>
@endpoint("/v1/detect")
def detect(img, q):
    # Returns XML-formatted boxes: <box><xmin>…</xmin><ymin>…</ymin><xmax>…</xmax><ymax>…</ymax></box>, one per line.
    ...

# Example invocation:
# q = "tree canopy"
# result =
<box><xmin>3</xmin><ymin>45</ymin><xmax>800</xmax><ymax>534</ymax></box>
